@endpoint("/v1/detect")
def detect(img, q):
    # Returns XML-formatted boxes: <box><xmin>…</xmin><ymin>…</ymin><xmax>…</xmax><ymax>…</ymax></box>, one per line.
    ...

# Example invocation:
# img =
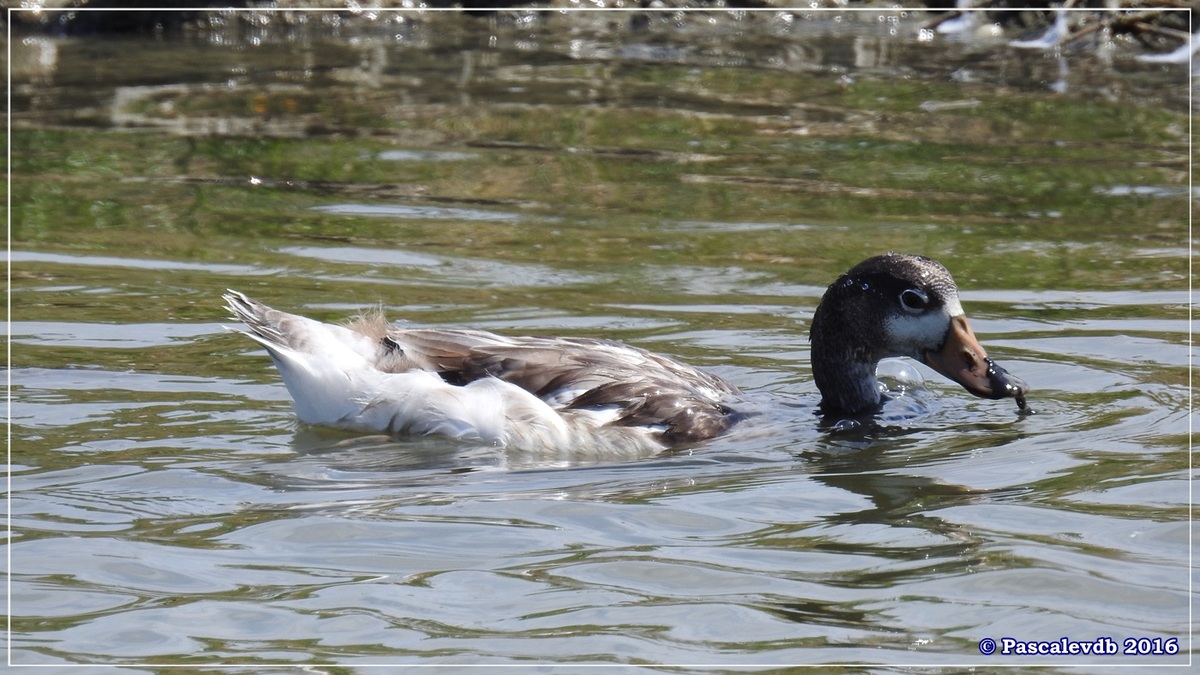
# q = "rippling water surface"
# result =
<box><xmin>9</xmin><ymin>8</ymin><xmax>1192</xmax><ymax>670</ymax></box>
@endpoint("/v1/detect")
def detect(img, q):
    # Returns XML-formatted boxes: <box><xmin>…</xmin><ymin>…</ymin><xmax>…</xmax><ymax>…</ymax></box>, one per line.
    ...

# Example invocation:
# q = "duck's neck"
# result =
<box><xmin>810</xmin><ymin>278</ymin><xmax>887</xmax><ymax>415</ymax></box>
<box><xmin>811</xmin><ymin>348</ymin><xmax>882</xmax><ymax>415</ymax></box>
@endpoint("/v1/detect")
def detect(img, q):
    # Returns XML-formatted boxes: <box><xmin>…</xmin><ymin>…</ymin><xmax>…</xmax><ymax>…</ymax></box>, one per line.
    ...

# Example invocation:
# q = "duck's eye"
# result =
<box><xmin>899</xmin><ymin>288</ymin><xmax>928</xmax><ymax>312</ymax></box>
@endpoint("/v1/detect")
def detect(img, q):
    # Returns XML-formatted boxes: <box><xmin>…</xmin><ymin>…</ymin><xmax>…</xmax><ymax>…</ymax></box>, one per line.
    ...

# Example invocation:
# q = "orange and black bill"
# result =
<box><xmin>922</xmin><ymin>315</ymin><xmax>1029</xmax><ymax>411</ymax></box>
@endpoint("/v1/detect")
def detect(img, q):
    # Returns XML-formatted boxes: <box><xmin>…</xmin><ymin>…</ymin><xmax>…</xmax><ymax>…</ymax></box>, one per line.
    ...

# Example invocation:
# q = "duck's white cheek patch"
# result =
<box><xmin>884</xmin><ymin>308</ymin><xmax>953</xmax><ymax>355</ymax></box>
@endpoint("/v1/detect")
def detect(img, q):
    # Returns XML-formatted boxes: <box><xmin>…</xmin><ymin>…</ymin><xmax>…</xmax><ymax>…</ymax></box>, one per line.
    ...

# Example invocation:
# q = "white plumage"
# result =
<box><xmin>224</xmin><ymin>291</ymin><xmax>735</xmax><ymax>455</ymax></box>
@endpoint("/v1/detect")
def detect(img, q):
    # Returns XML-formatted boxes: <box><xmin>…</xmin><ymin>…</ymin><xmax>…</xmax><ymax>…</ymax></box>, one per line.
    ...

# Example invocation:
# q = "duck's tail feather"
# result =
<box><xmin>224</xmin><ymin>290</ymin><xmax>391</xmax><ymax>425</ymax></box>
<box><xmin>223</xmin><ymin>290</ymin><xmax>379</xmax><ymax>361</ymax></box>
<box><xmin>223</xmin><ymin>290</ymin><xmax>291</xmax><ymax>351</ymax></box>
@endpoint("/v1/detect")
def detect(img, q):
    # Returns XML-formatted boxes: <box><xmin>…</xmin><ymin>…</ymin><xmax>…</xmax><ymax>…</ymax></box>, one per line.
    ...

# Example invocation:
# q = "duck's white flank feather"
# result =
<box><xmin>224</xmin><ymin>291</ymin><xmax>733</xmax><ymax>455</ymax></box>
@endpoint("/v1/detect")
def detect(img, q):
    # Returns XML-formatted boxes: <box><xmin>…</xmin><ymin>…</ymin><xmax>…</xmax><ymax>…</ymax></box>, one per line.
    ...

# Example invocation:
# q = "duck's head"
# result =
<box><xmin>809</xmin><ymin>253</ymin><xmax>1027</xmax><ymax>415</ymax></box>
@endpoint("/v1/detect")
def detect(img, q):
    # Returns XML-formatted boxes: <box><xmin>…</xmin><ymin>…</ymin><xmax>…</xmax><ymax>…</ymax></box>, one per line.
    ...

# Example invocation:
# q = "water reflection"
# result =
<box><xmin>12</xmin><ymin>250</ymin><xmax>273</xmax><ymax>277</ymax></box>
<box><xmin>10</xmin><ymin>7</ymin><xmax>1191</xmax><ymax>138</ymax></box>
<box><xmin>375</xmin><ymin>149</ymin><xmax>478</xmax><ymax>161</ymax></box>
<box><xmin>310</xmin><ymin>203</ymin><xmax>523</xmax><ymax>221</ymax></box>
<box><xmin>278</xmin><ymin>244</ymin><xmax>609</xmax><ymax>289</ymax></box>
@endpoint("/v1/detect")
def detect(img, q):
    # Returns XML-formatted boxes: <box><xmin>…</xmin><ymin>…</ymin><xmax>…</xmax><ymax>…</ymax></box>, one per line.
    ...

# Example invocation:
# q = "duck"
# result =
<box><xmin>224</xmin><ymin>253</ymin><xmax>1027</xmax><ymax>454</ymax></box>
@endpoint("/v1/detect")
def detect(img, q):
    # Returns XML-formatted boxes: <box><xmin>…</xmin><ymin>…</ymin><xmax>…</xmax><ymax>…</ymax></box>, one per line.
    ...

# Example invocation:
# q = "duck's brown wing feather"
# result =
<box><xmin>385</xmin><ymin>329</ymin><xmax>740</xmax><ymax>446</ymax></box>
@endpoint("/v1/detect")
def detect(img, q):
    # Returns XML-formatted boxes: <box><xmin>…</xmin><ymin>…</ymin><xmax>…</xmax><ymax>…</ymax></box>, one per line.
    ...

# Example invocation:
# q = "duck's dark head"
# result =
<box><xmin>809</xmin><ymin>253</ymin><xmax>1028</xmax><ymax>415</ymax></box>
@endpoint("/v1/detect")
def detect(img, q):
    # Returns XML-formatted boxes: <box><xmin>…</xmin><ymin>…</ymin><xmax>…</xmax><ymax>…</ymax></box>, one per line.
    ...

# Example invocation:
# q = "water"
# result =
<box><xmin>9</xmin><ymin>8</ymin><xmax>1192</xmax><ymax>670</ymax></box>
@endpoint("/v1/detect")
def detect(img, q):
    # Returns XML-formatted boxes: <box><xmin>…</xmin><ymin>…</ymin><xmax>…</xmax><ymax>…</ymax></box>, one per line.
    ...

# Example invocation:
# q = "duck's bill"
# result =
<box><xmin>922</xmin><ymin>315</ymin><xmax>1029</xmax><ymax>410</ymax></box>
